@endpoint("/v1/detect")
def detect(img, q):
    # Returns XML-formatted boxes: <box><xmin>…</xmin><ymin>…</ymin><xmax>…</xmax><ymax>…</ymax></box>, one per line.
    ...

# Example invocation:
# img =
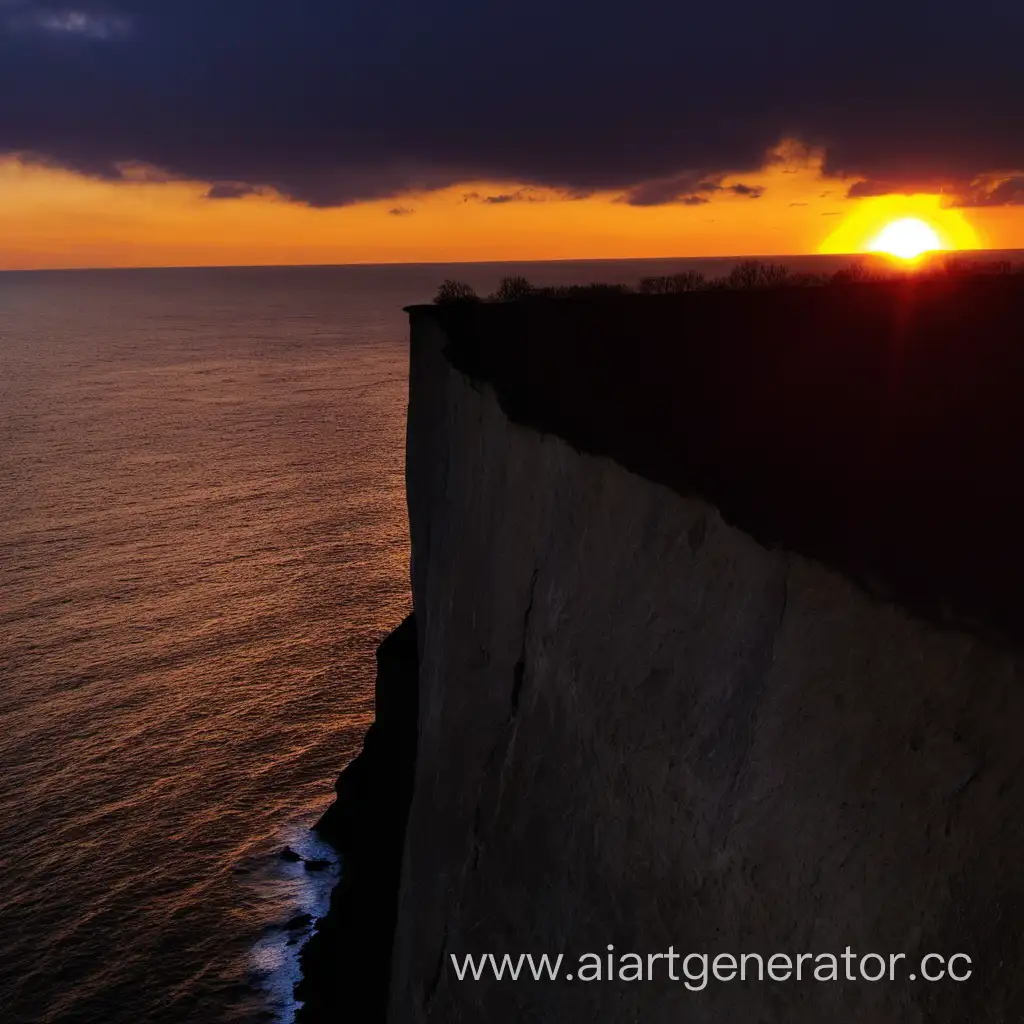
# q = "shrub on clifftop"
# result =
<box><xmin>491</xmin><ymin>276</ymin><xmax>535</xmax><ymax>301</ymax></box>
<box><xmin>726</xmin><ymin>260</ymin><xmax>791</xmax><ymax>289</ymax></box>
<box><xmin>434</xmin><ymin>279</ymin><xmax>480</xmax><ymax>304</ymax></box>
<box><xmin>637</xmin><ymin>271</ymin><xmax>706</xmax><ymax>294</ymax></box>
<box><xmin>431</xmin><ymin>258</ymin><xmax>1024</xmax><ymax>306</ymax></box>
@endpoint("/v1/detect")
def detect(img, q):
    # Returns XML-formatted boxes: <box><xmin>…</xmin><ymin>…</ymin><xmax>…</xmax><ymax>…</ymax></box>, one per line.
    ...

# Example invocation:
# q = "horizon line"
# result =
<box><xmin>4</xmin><ymin>247</ymin><xmax>1023</xmax><ymax>275</ymax></box>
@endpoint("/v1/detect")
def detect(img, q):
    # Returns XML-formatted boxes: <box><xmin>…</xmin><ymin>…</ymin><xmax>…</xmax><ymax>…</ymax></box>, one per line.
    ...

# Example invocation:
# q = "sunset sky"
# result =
<box><xmin>2</xmin><ymin>0</ymin><xmax>1023</xmax><ymax>270</ymax></box>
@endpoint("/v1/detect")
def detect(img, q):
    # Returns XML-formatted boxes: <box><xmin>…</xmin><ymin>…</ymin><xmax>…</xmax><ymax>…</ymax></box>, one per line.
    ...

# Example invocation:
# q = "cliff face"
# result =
<box><xmin>388</xmin><ymin>297</ymin><xmax>1024</xmax><ymax>1023</ymax></box>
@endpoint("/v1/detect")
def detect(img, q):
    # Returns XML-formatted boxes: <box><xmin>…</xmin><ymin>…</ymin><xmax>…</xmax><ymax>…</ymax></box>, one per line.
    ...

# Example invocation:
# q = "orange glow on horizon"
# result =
<box><xmin>0</xmin><ymin>146</ymin><xmax>1019</xmax><ymax>271</ymax></box>
<box><xmin>818</xmin><ymin>195</ymin><xmax>982</xmax><ymax>257</ymax></box>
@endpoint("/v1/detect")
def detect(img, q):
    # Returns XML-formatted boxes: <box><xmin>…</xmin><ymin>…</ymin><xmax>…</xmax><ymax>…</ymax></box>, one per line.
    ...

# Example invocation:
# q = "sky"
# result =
<box><xmin>1</xmin><ymin>0</ymin><xmax>1023</xmax><ymax>269</ymax></box>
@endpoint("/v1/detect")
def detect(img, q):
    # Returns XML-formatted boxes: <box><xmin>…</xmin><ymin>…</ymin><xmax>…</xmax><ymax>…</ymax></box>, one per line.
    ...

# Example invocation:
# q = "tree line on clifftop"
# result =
<box><xmin>434</xmin><ymin>256</ymin><xmax>1024</xmax><ymax>304</ymax></box>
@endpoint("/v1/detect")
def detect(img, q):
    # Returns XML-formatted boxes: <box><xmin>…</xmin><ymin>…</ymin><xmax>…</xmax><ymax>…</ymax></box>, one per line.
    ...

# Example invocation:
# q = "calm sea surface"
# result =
<box><xmin>1</xmin><ymin>253</ymin><xmax>1009</xmax><ymax>1023</ymax></box>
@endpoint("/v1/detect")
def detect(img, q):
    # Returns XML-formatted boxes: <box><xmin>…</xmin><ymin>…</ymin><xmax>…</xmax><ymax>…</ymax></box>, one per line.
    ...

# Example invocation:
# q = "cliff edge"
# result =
<box><xmin>387</xmin><ymin>280</ymin><xmax>1024</xmax><ymax>1022</ymax></box>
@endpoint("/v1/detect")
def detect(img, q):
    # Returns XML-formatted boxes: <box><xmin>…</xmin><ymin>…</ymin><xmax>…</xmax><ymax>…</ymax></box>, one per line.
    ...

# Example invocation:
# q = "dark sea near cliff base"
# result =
<box><xmin>2</xmin><ymin>251</ymin><xmax>1008</xmax><ymax>1024</ymax></box>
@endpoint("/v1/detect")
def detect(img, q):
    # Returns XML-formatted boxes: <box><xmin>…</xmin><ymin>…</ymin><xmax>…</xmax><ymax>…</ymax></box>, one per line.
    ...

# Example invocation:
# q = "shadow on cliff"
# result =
<box><xmin>295</xmin><ymin>613</ymin><xmax>418</xmax><ymax>1023</ymax></box>
<box><xmin>421</xmin><ymin>271</ymin><xmax>1024</xmax><ymax>644</ymax></box>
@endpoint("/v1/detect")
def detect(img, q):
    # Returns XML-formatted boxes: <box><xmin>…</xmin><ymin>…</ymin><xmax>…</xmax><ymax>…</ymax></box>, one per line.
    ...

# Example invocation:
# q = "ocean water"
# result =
<box><xmin>1</xmin><ymin>252</ymin><xmax>1012</xmax><ymax>1024</ymax></box>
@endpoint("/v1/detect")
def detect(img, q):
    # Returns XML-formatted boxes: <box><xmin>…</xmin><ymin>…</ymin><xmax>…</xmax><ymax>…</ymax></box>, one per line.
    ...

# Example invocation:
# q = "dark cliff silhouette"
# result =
<box><xmin>429</xmin><ymin>271</ymin><xmax>1024</xmax><ymax>642</ymax></box>
<box><xmin>296</xmin><ymin>614</ymin><xmax>418</xmax><ymax>1023</ymax></box>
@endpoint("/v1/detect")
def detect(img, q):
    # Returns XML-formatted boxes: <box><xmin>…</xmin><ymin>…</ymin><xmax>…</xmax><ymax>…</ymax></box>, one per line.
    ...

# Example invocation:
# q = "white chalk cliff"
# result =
<box><xmin>387</xmin><ymin>300</ymin><xmax>1024</xmax><ymax>1023</ymax></box>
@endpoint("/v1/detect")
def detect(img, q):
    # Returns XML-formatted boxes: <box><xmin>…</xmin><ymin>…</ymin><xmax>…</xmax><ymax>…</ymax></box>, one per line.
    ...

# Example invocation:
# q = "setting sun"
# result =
<box><xmin>866</xmin><ymin>217</ymin><xmax>943</xmax><ymax>260</ymax></box>
<box><xmin>818</xmin><ymin>194</ymin><xmax>982</xmax><ymax>258</ymax></box>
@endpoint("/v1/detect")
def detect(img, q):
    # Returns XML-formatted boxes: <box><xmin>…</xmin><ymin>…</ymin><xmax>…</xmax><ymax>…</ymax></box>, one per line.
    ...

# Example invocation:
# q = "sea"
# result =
<box><xmin>0</xmin><ymin>251</ymin><xmax>1016</xmax><ymax>1024</ymax></box>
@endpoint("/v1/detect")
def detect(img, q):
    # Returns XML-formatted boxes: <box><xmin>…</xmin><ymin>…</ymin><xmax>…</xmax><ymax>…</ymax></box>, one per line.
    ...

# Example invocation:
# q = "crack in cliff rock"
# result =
<box><xmin>709</xmin><ymin>556</ymin><xmax>791</xmax><ymax>852</ymax></box>
<box><xmin>470</xmin><ymin>802</ymin><xmax>483</xmax><ymax>871</ymax></box>
<box><xmin>466</xmin><ymin>568</ymin><xmax>540</xmax><ymax>881</ymax></box>
<box><xmin>687</xmin><ymin>514</ymin><xmax>708</xmax><ymax>554</ymax></box>
<box><xmin>423</xmin><ymin>925</ymin><xmax>449</xmax><ymax>1012</ymax></box>
<box><xmin>510</xmin><ymin>658</ymin><xmax>526</xmax><ymax>717</ymax></box>
<box><xmin>510</xmin><ymin>568</ymin><xmax>540</xmax><ymax>719</ymax></box>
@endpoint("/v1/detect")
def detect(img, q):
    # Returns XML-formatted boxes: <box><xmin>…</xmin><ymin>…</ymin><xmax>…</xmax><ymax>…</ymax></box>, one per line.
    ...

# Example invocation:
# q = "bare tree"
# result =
<box><xmin>434</xmin><ymin>280</ymin><xmax>480</xmax><ymax>304</ymax></box>
<box><xmin>726</xmin><ymin>260</ymin><xmax>791</xmax><ymax>289</ymax></box>
<box><xmin>491</xmin><ymin>276</ymin><xmax>535</xmax><ymax>301</ymax></box>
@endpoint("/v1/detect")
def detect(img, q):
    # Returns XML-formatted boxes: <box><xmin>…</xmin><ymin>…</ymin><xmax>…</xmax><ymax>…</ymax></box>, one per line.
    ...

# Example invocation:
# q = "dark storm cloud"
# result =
<box><xmin>848</xmin><ymin>173</ymin><xmax>1024</xmax><ymax>207</ymax></box>
<box><xmin>622</xmin><ymin>174</ymin><xmax>723</xmax><ymax>206</ymax></box>
<box><xmin>846</xmin><ymin>178</ymin><xmax>952</xmax><ymax>199</ymax></box>
<box><xmin>204</xmin><ymin>182</ymin><xmax>259</xmax><ymax>200</ymax></box>
<box><xmin>623</xmin><ymin>176</ymin><xmax>763</xmax><ymax>206</ymax></box>
<box><xmin>1</xmin><ymin>0</ymin><xmax>1023</xmax><ymax>206</ymax></box>
<box><xmin>482</xmin><ymin>191</ymin><xmax>542</xmax><ymax>204</ymax></box>
<box><xmin>846</xmin><ymin>180</ymin><xmax>893</xmax><ymax>198</ymax></box>
<box><xmin>461</xmin><ymin>188</ymin><xmax>550</xmax><ymax>204</ymax></box>
<box><xmin>955</xmin><ymin>176</ymin><xmax>1024</xmax><ymax>207</ymax></box>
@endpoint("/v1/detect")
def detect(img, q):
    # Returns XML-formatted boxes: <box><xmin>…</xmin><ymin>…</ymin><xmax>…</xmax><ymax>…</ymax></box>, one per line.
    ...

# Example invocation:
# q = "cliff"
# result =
<box><xmin>296</xmin><ymin>614</ymin><xmax>418</xmax><ymax>1022</ymax></box>
<box><xmin>308</xmin><ymin>277</ymin><xmax>1024</xmax><ymax>1023</ymax></box>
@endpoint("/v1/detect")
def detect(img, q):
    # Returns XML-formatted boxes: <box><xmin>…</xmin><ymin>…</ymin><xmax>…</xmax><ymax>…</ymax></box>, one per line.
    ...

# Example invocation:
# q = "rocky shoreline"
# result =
<box><xmin>295</xmin><ymin>614</ymin><xmax>418</xmax><ymax>1023</ymax></box>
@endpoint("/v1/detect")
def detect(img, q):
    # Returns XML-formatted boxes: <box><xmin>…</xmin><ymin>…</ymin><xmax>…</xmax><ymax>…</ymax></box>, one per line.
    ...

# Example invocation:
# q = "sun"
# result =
<box><xmin>866</xmin><ymin>217</ymin><xmax>944</xmax><ymax>260</ymax></box>
<box><xmin>818</xmin><ymin>195</ymin><xmax>981</xmax><ymax>258</ymax></box>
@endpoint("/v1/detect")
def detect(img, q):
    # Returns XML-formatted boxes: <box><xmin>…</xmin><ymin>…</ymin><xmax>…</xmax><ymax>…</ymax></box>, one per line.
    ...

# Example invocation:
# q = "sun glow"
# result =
<box><xmin>818</xmin><ymin>194</ymin><xmax>982</xmax><ymax>259</ymax></box>
<box><xmin>2</xmin><ymin>148</ymin><xmax>1014</xmax><ymax>271</ymax></box>
<box><xmin>866</xmin><ymin>217</ymin><xmax>943</xmax><ymax>260</ymax></box>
